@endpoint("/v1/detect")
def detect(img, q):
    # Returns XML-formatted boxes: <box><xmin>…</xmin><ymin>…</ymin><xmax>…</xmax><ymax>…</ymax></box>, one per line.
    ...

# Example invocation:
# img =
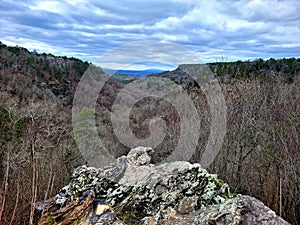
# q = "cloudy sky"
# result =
<box><xmin>1</xmin><ymin>0</ymin><xmax>300</xmax><ymax>70</ymax></box>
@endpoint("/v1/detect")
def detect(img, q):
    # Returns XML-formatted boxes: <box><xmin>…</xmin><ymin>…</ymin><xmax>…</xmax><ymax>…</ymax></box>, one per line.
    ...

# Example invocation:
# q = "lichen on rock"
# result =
<box><xmin>36</xmin><ymin>146</ymin><xmax>290</xmax><ymax>225</ymax></box>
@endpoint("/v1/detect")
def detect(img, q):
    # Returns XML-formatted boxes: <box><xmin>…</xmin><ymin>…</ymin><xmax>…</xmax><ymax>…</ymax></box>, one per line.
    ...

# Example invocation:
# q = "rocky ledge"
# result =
<box><xmin>36</xmin><ymin>147</ymin><xmax>290</xmax><ymax>225</ymax></box>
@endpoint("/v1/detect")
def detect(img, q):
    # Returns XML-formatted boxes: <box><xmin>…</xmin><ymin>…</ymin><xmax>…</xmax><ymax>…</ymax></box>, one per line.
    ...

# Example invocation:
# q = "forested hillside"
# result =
<box><xmin>0</xmin><ymin>43</ymin><xmax>89</xmax><ymax>224</ymax></box>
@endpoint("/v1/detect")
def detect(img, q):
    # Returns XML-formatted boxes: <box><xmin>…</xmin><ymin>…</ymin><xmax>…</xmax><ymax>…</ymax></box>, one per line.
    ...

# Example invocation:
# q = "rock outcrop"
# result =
<box><xmin>36</xmin><ymin>147</ymin><xmax>290</xmax><ymax>225</ymax></box>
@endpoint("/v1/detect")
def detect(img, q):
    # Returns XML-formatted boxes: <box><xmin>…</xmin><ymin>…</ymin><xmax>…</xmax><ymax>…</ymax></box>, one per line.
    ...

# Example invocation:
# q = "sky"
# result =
<box><xmin>1</xmin><ymin>0</ymin><xmax>300</xmax><ymax>70</ymax></box>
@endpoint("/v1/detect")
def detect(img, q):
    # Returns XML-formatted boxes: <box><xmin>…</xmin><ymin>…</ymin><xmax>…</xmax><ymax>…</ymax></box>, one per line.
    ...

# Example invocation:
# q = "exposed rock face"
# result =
<box><xmin>36</xmin><ymin>147</ymin><xmax>290</xmax><ymax>225</ymax></box>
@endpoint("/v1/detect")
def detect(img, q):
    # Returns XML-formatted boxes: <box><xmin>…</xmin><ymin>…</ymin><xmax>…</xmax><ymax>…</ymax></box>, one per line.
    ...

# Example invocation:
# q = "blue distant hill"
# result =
<box><xmin>104</xmin><ymin>68</ymin><xmax>166</xmax><ymax>77</ymax></box>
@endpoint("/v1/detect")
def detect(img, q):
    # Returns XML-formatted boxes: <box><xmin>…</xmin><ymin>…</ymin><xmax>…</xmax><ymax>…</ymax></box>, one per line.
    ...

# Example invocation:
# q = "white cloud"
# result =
<box><xmin>2</xmin><ymin>38</ymin><xmax>59</xmax><ymax>53</ymax></box>
<box><xmin>29</xmin><ymin>1</ymin><xmax>67</xmax><ymax>14</ymax></box>
<box><xmin>241</xmin><ymin>0</ymin><xmax>300</xmax><ymax>21</ymax></box>
<box><xmin>65</xmin><ymin>0</ymin><xmax>86</xmax><ymax>6</ymax></box>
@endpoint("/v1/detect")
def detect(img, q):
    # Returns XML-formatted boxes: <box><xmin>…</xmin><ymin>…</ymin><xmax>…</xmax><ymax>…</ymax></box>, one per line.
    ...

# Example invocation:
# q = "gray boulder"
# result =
<box><xmin>36</xmin><ymin>146</ymin><xmax>289</xmax><ymax>225</ymax></box>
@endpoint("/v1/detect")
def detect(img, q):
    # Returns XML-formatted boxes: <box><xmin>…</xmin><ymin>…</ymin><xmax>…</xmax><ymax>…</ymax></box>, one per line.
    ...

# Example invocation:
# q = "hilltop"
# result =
<box><xmin>0</xmin><ymin>41</ymin><xmax>90</xmax><ymax>107</ymax></box>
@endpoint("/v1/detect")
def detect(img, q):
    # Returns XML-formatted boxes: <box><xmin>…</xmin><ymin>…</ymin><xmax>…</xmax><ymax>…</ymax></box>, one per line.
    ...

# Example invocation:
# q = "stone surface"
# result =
<box><xmin>36</xmin><ymin>146</ymin><xmax>290</xmax><ymax>225</ymax></box>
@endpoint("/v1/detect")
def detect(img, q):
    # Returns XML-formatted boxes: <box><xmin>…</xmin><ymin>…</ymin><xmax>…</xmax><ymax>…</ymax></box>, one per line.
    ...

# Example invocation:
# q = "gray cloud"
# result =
<box><xmin>0</xmin><ymin>0</ymin><xmax>299</xmax><ymax>68</ymax></box>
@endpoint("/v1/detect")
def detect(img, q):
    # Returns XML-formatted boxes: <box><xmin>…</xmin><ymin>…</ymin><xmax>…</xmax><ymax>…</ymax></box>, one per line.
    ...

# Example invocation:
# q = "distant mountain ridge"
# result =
<box><xmin>104</xmin><ymin>68</ymin><xmax>166</xmax><ymax>77</ymax></box>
